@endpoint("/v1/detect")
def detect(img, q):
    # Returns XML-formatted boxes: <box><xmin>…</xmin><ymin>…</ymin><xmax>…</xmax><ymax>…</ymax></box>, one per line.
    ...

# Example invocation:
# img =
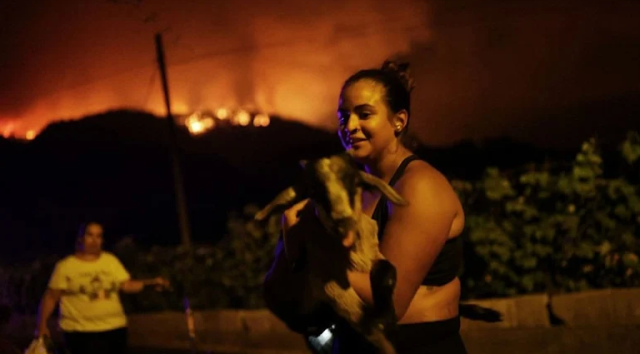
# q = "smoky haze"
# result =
<box><xmin>0</xmin><ymin>0</ymin><xmax>429</xmax><ymax>132</ymax></box>
<box><xmin>1</xmin><ymin>0</ymin><xmax>639</xmax><ymax>148</ymax></box>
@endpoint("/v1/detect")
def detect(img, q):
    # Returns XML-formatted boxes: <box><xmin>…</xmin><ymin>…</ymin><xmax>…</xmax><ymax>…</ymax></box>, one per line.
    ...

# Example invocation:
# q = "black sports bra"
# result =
<box><xmin>370</xmin><ymin>155</ymin><xmax>463</xmax><ymax>286</ymax></box>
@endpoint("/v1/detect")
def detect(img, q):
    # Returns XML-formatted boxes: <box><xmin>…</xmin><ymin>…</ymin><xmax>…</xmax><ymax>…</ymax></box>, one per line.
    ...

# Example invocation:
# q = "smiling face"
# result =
<box><xmin>337</xmin><ymin>79</ymin><xmax>403</xmax><ymax>163</ymax></box>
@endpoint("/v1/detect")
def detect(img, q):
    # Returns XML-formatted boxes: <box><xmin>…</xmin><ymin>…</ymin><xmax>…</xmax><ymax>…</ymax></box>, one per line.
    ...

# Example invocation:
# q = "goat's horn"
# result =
<box><xmin>359</xmin><ymin>172</ymin><xmax>408</xmax><ymax>206</ymax></box>
<box><xmin>255</xmin><ymin>187</ymin><xmax>300</xmax><ymax>221</ymax></box>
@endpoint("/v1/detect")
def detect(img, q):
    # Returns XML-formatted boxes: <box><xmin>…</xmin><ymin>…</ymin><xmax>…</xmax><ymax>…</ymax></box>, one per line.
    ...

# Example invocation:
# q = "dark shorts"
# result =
<box><xmin>63</xmin><ymin>327</ymin><xmax>128</xmax><ymax>354</ymax></box>
<box><xmin>332</xmin><ymin>316</ymin><xmax>467</xmax><ymax>354</ymax></box>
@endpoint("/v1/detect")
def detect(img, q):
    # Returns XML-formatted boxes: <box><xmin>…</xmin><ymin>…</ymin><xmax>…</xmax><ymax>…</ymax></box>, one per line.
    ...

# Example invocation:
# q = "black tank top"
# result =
<box><xmin>370</xmin><ymin>155</ymin><xmax>463</xmax><ymax>286</ymax></box>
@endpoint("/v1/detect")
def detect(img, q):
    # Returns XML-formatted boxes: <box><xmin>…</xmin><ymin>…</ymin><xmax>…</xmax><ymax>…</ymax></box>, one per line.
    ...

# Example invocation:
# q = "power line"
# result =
<box><xmin>30</xmin><ymin>20</ymin><xmax>427</xmax><ymax>100</ymax></box>
<box><xmin>170</xmin><ymin>24</ymin><xmax>426</xmax><ymax>68</ymax></box>
<box><xmin>141</xmin><ymin>66</ymin><xmax>158</xmax><ymax>107</ymax></box>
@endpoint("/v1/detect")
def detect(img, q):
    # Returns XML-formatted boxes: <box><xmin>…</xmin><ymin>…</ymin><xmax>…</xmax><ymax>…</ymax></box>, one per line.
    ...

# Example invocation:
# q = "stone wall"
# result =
<box><xmin>6</xmin><ymin>288</ymin><xmax>640</xmax><ymax>353</ymax></box>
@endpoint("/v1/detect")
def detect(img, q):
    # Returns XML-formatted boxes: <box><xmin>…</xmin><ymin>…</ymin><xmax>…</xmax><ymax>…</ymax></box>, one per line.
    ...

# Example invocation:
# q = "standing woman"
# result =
<box><xmin>264</xmin><ymin>61</ymin><xmax>468</xmax><ymax>353</ymax></box>
<box><xmin>35</xmin><ymin>221</ymin><xmax>170</xmax><ymax>354</ymax></box>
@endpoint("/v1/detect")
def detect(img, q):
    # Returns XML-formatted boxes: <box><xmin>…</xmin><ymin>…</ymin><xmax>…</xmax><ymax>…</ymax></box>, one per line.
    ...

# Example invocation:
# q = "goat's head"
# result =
<box><xmin>255</xmin><ymin>153</ymin><xmax>408</xmax><ymax>245</ymax></box>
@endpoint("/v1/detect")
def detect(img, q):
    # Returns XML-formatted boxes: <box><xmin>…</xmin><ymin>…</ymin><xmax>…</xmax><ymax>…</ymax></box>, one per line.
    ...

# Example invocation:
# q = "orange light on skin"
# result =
<box><xmin>26</xmin><ymin>130</ymin><xmax>37</xmax><ymax>140</ymax></box>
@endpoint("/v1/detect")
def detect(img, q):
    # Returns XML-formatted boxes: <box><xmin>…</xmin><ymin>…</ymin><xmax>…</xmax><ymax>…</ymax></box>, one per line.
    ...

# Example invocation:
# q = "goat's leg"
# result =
<box><xmin>366</xmin><ymin>330</ymin><xmax>398</xmax><ymax>354</ymax></box>
<box><xmin>369</xmin><ymin>259</ymin><xmax>398</xmax><ymax>331</ymax></box>
<box><xmin>324</xmin><ymin>282</ymin><xmax>397</xmax><ymax>354</ymax></box>
<box><xmin>324</xmin><ymin>281</ymin><xmax>365</xmax><ymax>324</ymax></box>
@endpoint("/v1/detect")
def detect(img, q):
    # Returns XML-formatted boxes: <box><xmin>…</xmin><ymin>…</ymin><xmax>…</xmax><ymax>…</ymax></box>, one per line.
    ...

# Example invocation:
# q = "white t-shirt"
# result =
<box><xmin>48</xmin><ymin>252</ymin><xmax>131</xmax><ymax>332</ymax></box>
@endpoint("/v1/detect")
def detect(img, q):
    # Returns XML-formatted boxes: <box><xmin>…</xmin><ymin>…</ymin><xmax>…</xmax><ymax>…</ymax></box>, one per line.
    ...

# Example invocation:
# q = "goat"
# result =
<box><xmin>256</xmin><ymin>152</ymin><xmax>406</xmax><ymax>354</ymax></box>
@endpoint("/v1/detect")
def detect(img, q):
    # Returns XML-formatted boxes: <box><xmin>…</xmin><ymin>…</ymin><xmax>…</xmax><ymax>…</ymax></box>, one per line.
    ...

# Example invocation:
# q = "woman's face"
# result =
<box><xmin>337</xmin><ymin>79</ymin><xmax>398</xmax><ymax>162</ymax></box>
<box><xmin>80</xmin><ymin>223</ymin><xmax>103</xmax><ymax>254</ymax></box>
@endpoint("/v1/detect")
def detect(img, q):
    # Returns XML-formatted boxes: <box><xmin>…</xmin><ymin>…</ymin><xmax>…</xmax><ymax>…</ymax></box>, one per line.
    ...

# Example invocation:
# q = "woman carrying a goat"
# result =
<box><xmin>263</xmin><ymin>60</ymin><xmax>469</xmax><ymax>354</ymax></box>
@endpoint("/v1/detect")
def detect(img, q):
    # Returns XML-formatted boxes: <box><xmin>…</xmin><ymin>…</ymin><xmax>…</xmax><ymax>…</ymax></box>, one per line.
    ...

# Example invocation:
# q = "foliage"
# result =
<box><xmin>0</xmin><ymin>205</ymin><xmax>281</xmax><ymax>314</ymax></box>
<box><xmin>116</xmin><ymin>204</ymin><xmax>281</xmax><ymax>312</ymax></box>
<box><xmin>0</xmin><ymin>256</ymin><xmax>58</xmax><ymax>315</ymax></box>
<box><xmin>456</xmin><ymin>132</ymin><xmax>640</xmax><ymax>298</ymax></box>
<box><xmin>2</xmin><ymin>132</ymin><xmax>639</xmax><ymax>311</ymax></box>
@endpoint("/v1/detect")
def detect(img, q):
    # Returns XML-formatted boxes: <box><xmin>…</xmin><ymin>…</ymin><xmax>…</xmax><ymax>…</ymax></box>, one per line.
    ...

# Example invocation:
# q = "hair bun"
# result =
<box><xmin>381</xmin><ymin>60</ymin><xmax>415</xmax><ymax>93</ymax></box>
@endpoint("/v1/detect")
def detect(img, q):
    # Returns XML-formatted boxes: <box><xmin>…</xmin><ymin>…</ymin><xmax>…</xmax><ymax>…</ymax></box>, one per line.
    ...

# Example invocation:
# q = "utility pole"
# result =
<box><xmin>155</xmin><ymin>33</ymin><xmax>192</xmax><ymax>250</ymax></box>
<box><xmin>155</xmin><ymin>33</ymin><xmax>197</xmax><ymax>354</ymax></box>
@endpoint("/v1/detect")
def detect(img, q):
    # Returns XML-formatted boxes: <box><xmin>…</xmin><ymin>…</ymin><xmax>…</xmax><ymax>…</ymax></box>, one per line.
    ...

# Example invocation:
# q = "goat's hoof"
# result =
<box><xmin>370</xmin><ymin>260</ymin><xmax>397</xmax><ymax>307</ymax></box>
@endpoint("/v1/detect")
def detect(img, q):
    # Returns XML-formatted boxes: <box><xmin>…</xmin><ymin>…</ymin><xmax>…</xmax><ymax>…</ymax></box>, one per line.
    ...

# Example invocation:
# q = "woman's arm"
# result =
<box><xmin>280</xmin><ymin>199</ymin><xmax>310</xmax><ymax>264</ymax></box>
<box><xmin>35</xmin><ymin>288</ymin><xmax>61</xmax><ymax>337</ymax></box>
<box><xmin>120</xmin><ymin>277</ymin><xmax>170</xmax><ymax>294</ymax></box>
<box><xmin>349</xmin><ymin>166</ymin><xmax>460</xmax><ymax>320</ymax></box>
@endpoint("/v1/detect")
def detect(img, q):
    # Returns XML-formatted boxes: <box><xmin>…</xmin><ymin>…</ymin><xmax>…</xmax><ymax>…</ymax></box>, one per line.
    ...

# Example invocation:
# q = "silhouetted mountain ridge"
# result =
<box><xmin>0</xmin><ymin>109</ymin><xmax>628</xmax><ymax>261</ymax></box>
<box><xmin>0</xmin><ymin>109</ymin><xmax>341</xmax><ymax>261</ymax></box>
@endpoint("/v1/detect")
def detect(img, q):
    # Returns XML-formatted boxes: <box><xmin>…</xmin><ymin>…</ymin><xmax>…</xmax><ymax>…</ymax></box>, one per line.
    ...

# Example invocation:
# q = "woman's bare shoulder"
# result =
<box><xmin>398</xmin><ymin>160</ymin><xmax>455</xmax><ymax>195</ymax></box>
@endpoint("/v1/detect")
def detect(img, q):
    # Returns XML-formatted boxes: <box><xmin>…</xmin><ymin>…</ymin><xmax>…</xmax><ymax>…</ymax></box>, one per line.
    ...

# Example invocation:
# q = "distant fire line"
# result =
<box><xmin>0</xmin><ymin>108</ymin><xmax>271</xmax><ymax>141</ymax></box>
<box><xmin>181</xmin><ymin>108</ymin><xmax>270</xmax><ymax>135</ymax></box>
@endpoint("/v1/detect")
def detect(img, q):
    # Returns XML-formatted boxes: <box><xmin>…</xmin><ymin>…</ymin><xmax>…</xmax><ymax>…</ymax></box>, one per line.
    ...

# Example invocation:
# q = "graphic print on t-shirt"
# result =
<box><xmin>69</xmin><ymin>270</ymin><xmax>119</xmax><ymax>301</ymax></box>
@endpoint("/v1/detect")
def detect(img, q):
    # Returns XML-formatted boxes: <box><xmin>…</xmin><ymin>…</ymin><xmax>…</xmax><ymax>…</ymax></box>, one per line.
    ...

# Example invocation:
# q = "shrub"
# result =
<box><xmin>2</xmin><ymin>132</ymin><xmax>639</xmax><ymax>311</ymax></box>
<box><xmin>457</xmin><ymin>133</ymin><xmax>640</xmax><ymax>298</ymax></box>
<box><xmin>1</xmin><ymin>205</ymin><xmax>281</xmax><ymax>314</ymax></box>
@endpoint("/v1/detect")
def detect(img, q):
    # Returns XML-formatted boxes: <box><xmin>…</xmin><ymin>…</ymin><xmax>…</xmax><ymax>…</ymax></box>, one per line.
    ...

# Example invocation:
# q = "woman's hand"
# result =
<box><xmin>283</xmin><ymin>199</ymin><xmax>310</xmax><ymax>231</ymax></box>
<box><xmin>34</xmin><ymin>325</ymin><xmax>50</xmax><ymax>339</ymax></box>
<box><xmin>281</xmin><ymin>199</ymin><xmax>310</xmax><ymax>263</ymax></box>
<box><xmin>147</xmin><ymin>277</ymin><xmax>171</xmax><ymax>291</ymax></box>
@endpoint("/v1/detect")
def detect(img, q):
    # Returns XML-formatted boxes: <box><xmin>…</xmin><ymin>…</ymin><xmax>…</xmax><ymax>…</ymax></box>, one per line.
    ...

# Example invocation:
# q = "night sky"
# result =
<box><xmin>1</xmin><ymin>0</ymin><xmax>639</xmax><ymax>149</ymax></box>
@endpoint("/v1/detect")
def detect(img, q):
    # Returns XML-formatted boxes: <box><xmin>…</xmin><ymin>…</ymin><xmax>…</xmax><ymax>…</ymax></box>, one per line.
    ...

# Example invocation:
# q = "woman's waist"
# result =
<box><xmin>398</xmin><ymin>277</ymin><xmax>461</xmax><ymax>324</ymax></box>
<box><xmin>332</xmin><ymin>314</ymin><xmax>462</xmax><ymax>351</ymax></box>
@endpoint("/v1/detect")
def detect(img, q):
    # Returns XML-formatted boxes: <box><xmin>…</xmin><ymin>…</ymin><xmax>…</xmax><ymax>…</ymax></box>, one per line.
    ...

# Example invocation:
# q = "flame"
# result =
<box><xmin>26</xmin><ymin>130</ymin><xmax>37</xmax><ymax>140</ymax></box>
<box><xmin>182</xmin><ymin>108</ymin><xmax>271</xmax><ymax>135</ymax></box>
<box><xmin>253</xmin><ymin>113</ymin><xmax>270</xmax><ymax>127</ymax></box>
<box><xmin>185</xmin><ymin>111</ymin><xmax>215</xmax><ymax>135</ymax></box>
<box><xmin>0</xmin><ymin>122</ymin><xmax>39</xmax><ymax>140</ymax></box>
<box><xmin>234</xmin><ymin>110</ymin><xmax>251</xmax><ymax>126</ymax></box>
<box><xmin>215</xmin><ymin>108</ymin><xmax>229</xmax><ymax>120</ymax></box>
<box><xmin>0</xmin><ymin>0</ymin><xmax>437</xmax><ymax>141</ymax></box>
<box><xmin>2</xmin><ymin>122</ymin><xmax>15</xmax><ymax>138</ymax></box>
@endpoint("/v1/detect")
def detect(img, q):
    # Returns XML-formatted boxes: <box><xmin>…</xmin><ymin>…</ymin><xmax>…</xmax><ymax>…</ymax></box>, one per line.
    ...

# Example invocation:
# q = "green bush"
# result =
<box><xmin>0</xmin><ymin>256</ymin><xmax>58</xmax><ymax>314</ymax></box>
<box><xmin>2</xmin><ymin>132</ymin><xmax>639</xmax><ymax>312</ymax></box>
<box><xmin>457</xmin><ymin>132</ymin><xmax>640</xmax><ymax>298</ymax></box>
<box><xmin>0</xmin><ymin>205</ymin><xmax>281</xmax><ymax>314</ymax></box>
<box><xmin>115</xmin><ymin>204</ymin><xmax>281</xmax><ymax>312</ymax></box>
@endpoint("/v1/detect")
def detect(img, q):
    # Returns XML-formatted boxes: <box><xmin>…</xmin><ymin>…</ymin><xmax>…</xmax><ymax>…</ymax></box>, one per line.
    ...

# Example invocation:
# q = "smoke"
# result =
<box><xmin>0</xmin><ymin>0</ymin><xmax>431</xmax><ymax>137</ymax></box>
<box><xmin>2</xmin><ymin>0</ymin><xmax>639</xmax><ymax>148</ymax></box>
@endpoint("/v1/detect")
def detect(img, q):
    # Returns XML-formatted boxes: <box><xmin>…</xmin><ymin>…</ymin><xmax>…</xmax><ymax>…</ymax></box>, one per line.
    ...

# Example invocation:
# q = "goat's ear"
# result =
<box><xmin>255</xmin><ymin>187</ymin><xmax>301</xmax><ymax>221</ymax></box>
<box><xmin>358</xmin><ymin>172</ymin><xmax>408</xmax><ymax>206</ymax></box>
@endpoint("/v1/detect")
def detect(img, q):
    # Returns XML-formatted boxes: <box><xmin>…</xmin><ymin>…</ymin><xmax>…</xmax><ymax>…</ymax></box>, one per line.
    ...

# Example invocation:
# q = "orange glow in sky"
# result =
<box><xmin>2</xmin><ymin>123</ymin><xmax>15</xmax><ymax>138</ymax></box>
<box><xmin>0</xmin><ymin>0</ymin><xmax>430</xmax><ymax>140</ymax></box>
<box><xmin>1</xmin><ymin>1</ymin><xmax>639</xmax><ymax>148</ymax></box>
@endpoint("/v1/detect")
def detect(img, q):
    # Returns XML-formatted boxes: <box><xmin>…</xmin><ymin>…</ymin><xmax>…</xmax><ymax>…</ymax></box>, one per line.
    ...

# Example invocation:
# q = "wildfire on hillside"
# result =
<box><xmin>182</xmin><ymin>109</ymin><xmax>270</xmax><ymax>136</ymax></box>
